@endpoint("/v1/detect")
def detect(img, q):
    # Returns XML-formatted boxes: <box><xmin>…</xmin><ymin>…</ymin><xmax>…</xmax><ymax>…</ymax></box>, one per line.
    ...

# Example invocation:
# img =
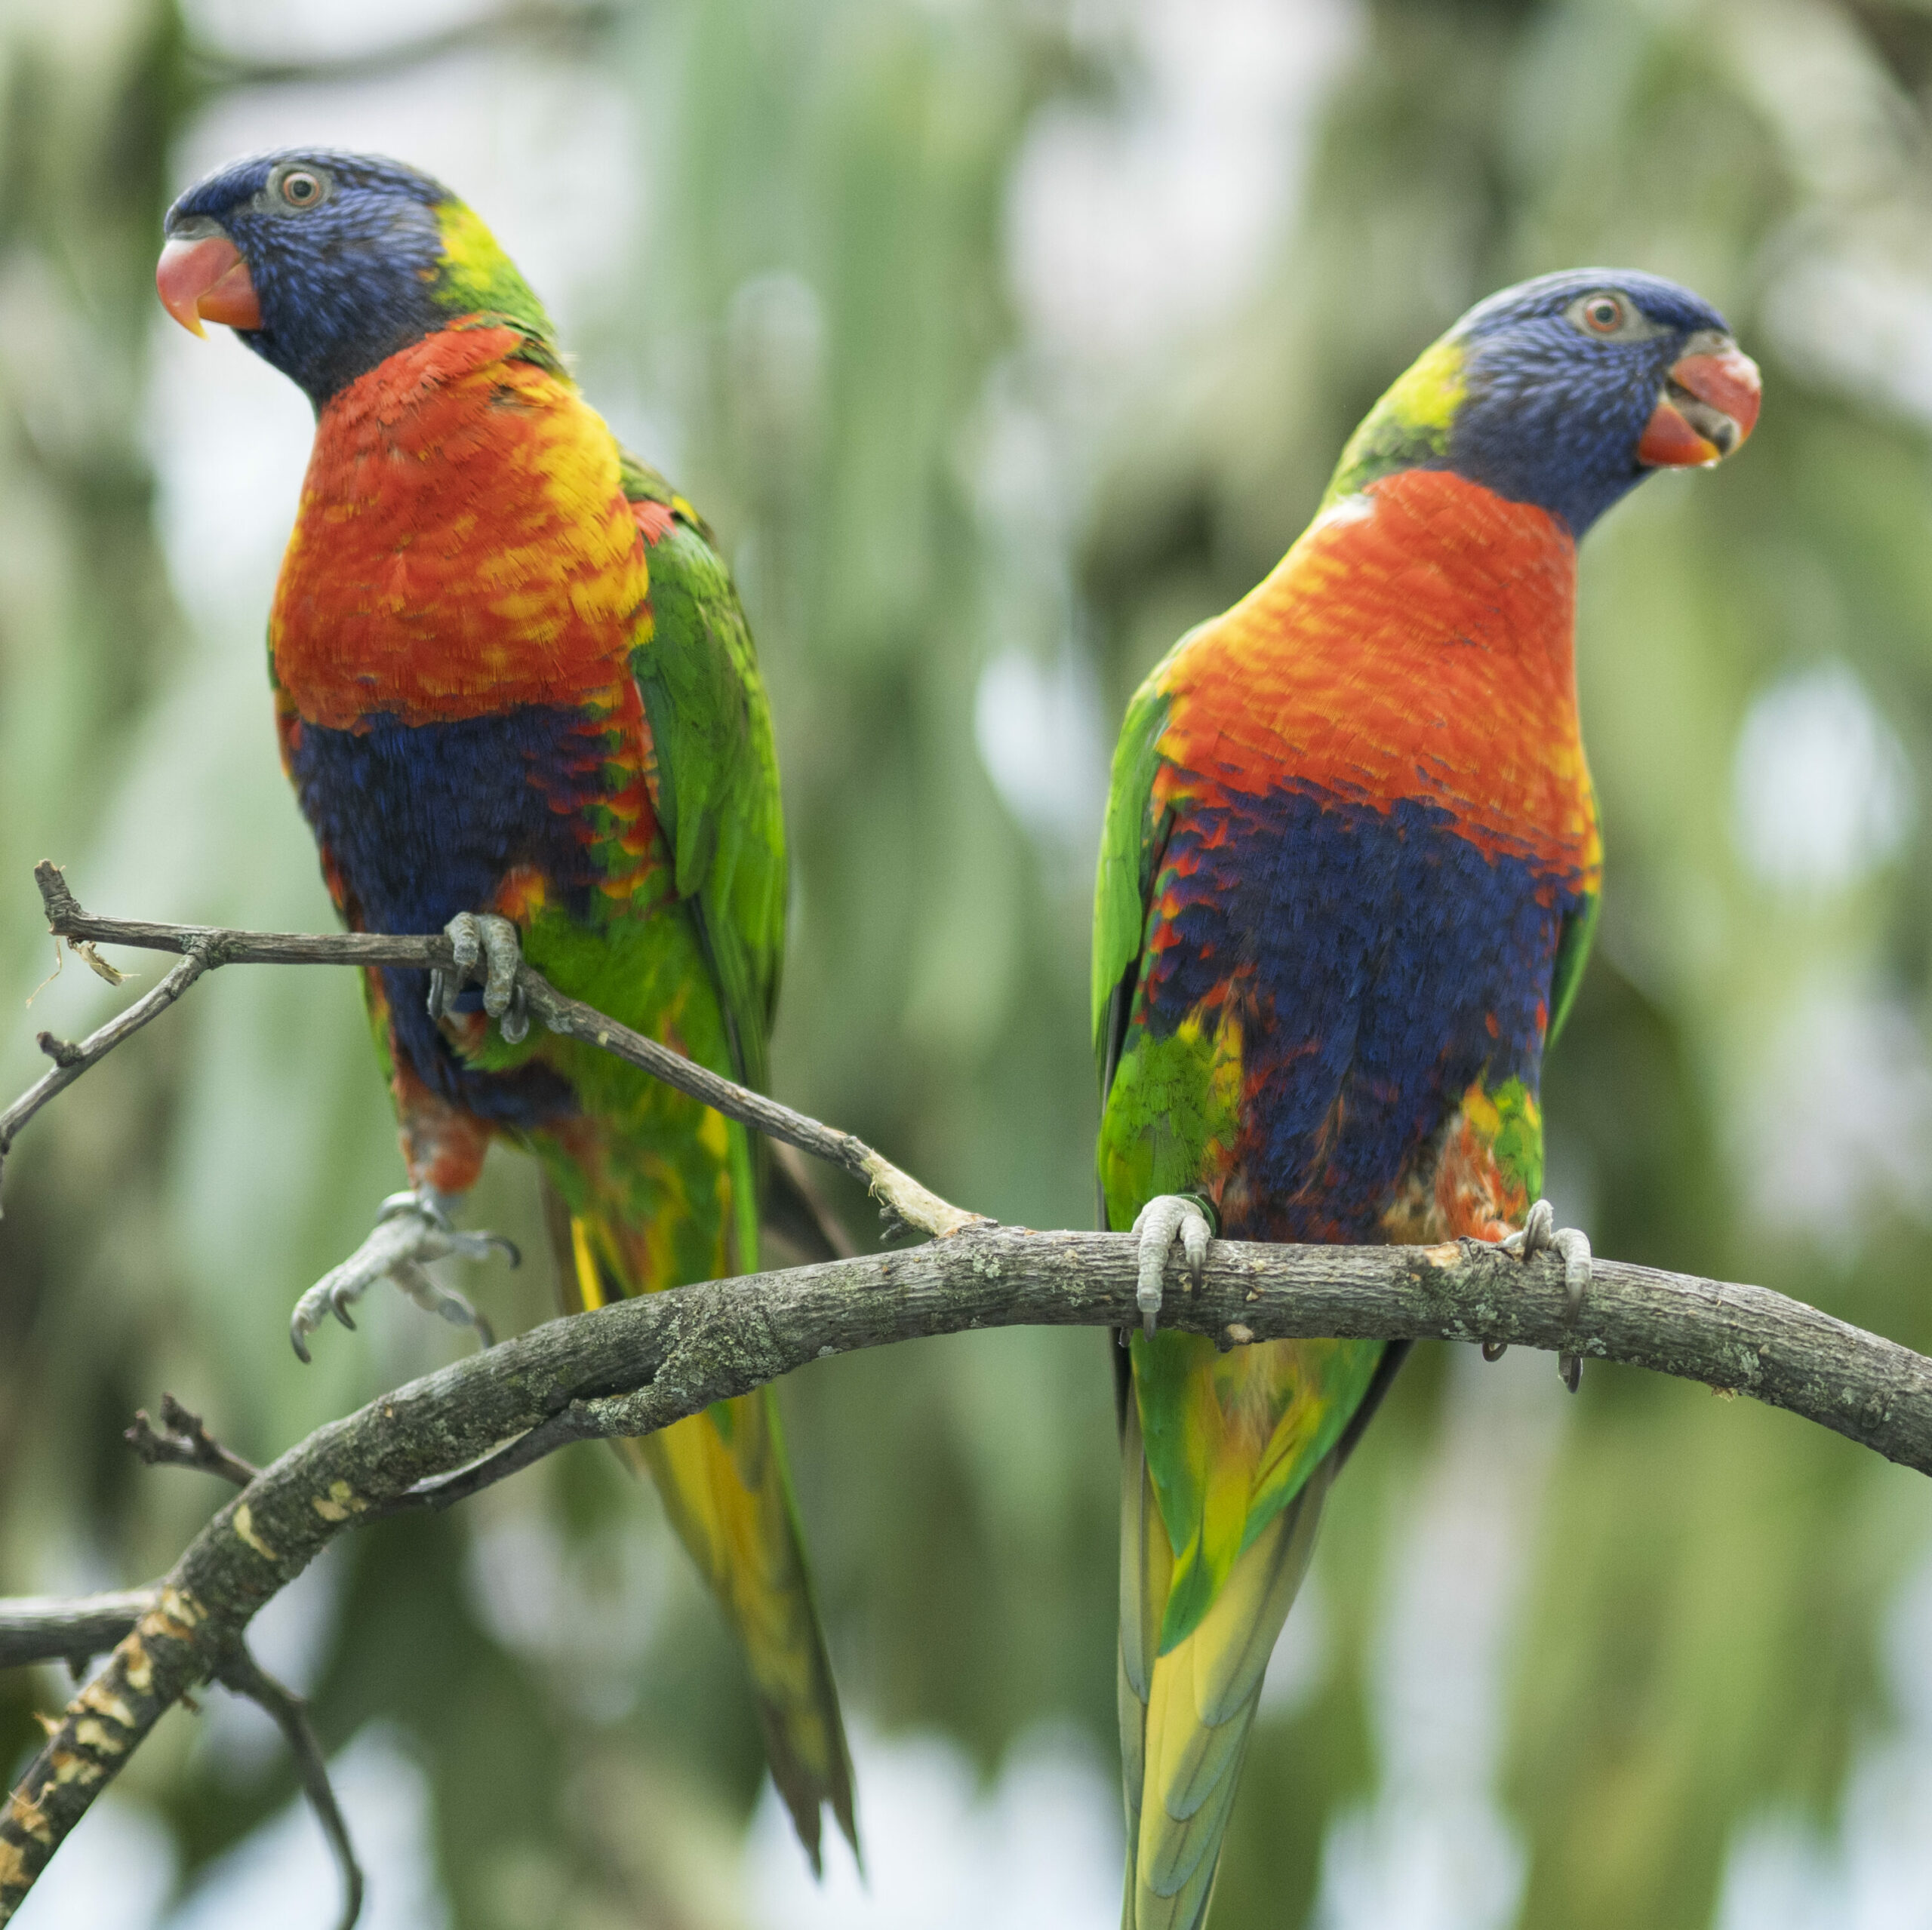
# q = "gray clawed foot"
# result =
<box><xmin>1130</xmin><ymin>1194</ymin><xmax>1214</xmax><ymax>1339</ymax></box>
<box><xmin>289</xmin><ymin>1188</ymin><xmax>518</xmax><ymax>1363</ymax></box>
<box><xmin>428</xmin><ymin>911</ymin><xmax>529</xmax><ymax>1044</ymax></box>
<box><xmin>1500</xmin><ymin>1197</ymin><xmax>1592</xmax><ymax>1392</ymax></box>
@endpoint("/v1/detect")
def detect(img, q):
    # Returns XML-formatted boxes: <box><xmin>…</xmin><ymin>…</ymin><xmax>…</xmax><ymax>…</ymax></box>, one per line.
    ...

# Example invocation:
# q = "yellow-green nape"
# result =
<box><xmin>1384</xmin><ymin>335</ymin><xmax>1468</xmax><ymax>435</ymax></box>
<box><xmin>1321</xmin><ymin>334</ymin><xmax>1469</xmax><ymax>507</ymax></box>
<box><xmin>432</xmin><ymin>199</ymin><xmax>555</xmax><ymax>340</ymax></box>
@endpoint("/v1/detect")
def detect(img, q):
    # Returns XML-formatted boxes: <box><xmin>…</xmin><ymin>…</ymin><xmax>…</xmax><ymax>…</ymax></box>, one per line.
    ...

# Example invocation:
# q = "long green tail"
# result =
<box><xmin>544</xmin><ymin>1175</ymin><xmax>857</xmax><ymax>1869</ymax></box>
<box><xmin>1118</xmin><ymin>1391</ymin><xmax>1332</xmax><ymax>1928</ymax></box>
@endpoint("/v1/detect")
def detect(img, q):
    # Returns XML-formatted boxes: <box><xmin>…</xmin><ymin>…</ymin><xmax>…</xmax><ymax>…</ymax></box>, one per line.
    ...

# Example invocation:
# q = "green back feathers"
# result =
<box><xmin>620</xmin><ymin>449</ymin><xmax>788</xmax><ymax>1101</ymax></box>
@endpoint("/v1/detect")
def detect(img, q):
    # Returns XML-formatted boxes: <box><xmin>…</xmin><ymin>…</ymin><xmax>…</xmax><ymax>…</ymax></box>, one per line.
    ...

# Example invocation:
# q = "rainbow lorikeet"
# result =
<box><xmin>1094</xmin><ymin>270</ymin><xmax>1759</xmax><ymax>1925</ymax></box>
<box><xmin>157</xmin><ymin>150</ymin><xmax>857</xmax><ymax>1867</ymax></box>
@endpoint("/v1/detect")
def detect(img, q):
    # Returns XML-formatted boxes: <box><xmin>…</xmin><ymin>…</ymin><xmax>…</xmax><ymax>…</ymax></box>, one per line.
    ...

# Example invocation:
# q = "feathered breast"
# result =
<box><xmin>1155</xmin><ymin>466</ymin><xmax>1599</xmax><ymax>888</ymax></box>
<box><xmin>269</xmin><ymin>320</ymin><xmax>649</xmax><ymax>730</ymax></box>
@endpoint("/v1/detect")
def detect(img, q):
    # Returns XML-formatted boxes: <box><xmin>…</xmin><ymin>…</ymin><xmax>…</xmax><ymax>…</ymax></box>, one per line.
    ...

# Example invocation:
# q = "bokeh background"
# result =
<box><xmin>5</xmin><ymin>0</ymin><xmax>1932</xmax><ymax>1923</ymax></box>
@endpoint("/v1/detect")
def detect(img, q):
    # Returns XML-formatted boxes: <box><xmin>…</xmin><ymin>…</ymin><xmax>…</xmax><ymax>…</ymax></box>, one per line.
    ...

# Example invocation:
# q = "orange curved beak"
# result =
<box><xmin>1638</xmin><ymin>342</ymin><xmax>1761</xmax><ymax>467</ymax></box>
<box><xmin>155</xmin><ymin>234</ymin><xmax>261</xmax><ymax>337</ymax></box>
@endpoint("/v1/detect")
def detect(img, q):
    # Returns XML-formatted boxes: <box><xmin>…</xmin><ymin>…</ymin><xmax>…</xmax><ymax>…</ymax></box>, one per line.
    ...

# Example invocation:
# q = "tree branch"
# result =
<box><xmin>0</xmin><ymin>1590</ymin><xmax>157</xmax><ymax>1673</ymax></box>
<box><xmin>4</xmin><ymin>1224</ymin><xmax>1931</xmax><ymax>1916</ymax></box>
<box><xmin>12</xmin><ymin>863</ymin><xmax>983</xmax><ymax>1238</ymax></box>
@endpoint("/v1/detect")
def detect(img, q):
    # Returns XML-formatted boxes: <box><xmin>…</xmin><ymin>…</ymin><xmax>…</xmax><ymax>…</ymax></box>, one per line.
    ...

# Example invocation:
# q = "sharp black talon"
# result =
<box><xmin>1482</xmin><ymin>1340</ymin><xmax>1508</xmax><ymax>1362</ymax></box>
<box><xmin>291</xmin><ymin>1326</ymin><xmax>312</xmax><ymax>1366</ymax></box>
<box><xmin>1559</xmin><ymin>1351</ymin><xmax>1581</xmax><ymax>1394</ymax></box>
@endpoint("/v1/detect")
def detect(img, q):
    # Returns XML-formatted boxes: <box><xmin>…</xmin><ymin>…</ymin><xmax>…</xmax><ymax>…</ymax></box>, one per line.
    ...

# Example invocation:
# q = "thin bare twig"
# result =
<box><xmin>213</xmin><ymin>1647</ymin><xmax>363</xmax><ymax>1930</ymax></box>
<box><xmin>126</xmin><ymin>1396</ymin><xmax>259</xmax><ymax>1488</ymax></box>
<box><xmin>0</xmin><ymin>943</ymin><xmax>209</xmax><ymax>1185</ymax></box>
<box><xmin>20</xmin><ymin>863</ymin><xmax>983</xmax><ymax>1239</ymax></box>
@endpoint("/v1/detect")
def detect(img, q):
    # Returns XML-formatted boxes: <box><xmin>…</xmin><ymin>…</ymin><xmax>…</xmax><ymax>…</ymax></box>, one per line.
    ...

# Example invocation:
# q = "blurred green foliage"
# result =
<box><xmin>6</xmin><ymin>0</ymin><xmax>1932</xmax><ymax>1925</ymax></box>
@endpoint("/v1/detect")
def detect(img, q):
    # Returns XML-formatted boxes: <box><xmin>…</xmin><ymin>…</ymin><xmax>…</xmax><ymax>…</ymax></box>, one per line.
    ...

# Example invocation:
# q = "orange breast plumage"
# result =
<box><xmin>269</xmin><ymin>321</ymin><xmax>649</xmax><ymax>729</ymax></box>
<box><xmin>1157</xmin><ymin>466</ymin><xmax>1598</xmax><ymax>884</ymax></box>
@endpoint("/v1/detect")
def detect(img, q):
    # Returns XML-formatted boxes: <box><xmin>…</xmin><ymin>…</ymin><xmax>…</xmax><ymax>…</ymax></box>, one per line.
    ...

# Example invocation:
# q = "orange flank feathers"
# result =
<box><xmin>270</xmin><ymin>321</ymin><xmax>650</xmax><ymax>730</ymax></box>
<box><xmin>1156</xmin><ymin>467</ymin><xmax>1600</xmax><ymax>886</ymax></box>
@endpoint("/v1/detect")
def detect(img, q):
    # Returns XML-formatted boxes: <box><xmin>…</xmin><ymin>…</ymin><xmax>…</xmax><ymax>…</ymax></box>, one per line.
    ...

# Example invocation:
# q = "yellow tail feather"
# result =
<box><xmin>546</xmin><ymin>1182</ymin><xmax>857</xmax><ymax>1870</ymax></box>
<box><xmin>1119</xmin><ymin>1395</ymin><xmax>1332</xmax><ymax>1928</ymax></box>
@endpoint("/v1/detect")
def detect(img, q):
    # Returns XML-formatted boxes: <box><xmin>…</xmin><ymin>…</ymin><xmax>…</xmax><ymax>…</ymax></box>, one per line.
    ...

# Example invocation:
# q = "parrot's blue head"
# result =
<box><xmin>1326</xmin><ymin>269</ymin><xmax>1761</xmax><ymax>538</ymax></box>
<box><xmin>158</xmin><ymin>149</ymin><xmax>553</xmax><ymax>406</ymax></box>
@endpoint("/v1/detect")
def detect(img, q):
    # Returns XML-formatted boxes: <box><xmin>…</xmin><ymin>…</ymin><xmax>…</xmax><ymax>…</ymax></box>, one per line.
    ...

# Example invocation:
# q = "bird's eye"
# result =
<box><xmin>1574</xmin><ymin>292</ymin><xmax>1629</xmax><ymax>336</ymax></box>
<box><xmin>279</xmin><ymin>170</ymin><xmax>324</xmax><ymax>209</ymax></box>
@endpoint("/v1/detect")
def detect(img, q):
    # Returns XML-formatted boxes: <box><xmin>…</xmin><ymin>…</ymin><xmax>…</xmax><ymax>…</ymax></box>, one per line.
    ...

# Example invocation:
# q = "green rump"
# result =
<box><xmin>1133</xmin><ymin>1329</ymin><xmax>1383</xmax><ymax>1651</ymax></box>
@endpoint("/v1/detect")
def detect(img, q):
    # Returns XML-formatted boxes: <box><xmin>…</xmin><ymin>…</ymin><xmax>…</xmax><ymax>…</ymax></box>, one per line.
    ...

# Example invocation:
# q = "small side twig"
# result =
<box><xmin>0</xmin><ymin>942</ymin><xmax>210</xmax><ymax>1194</ymax></box>
<box><xmin>126</xmin><ymin>1395</ymin><xmax>259</xmax><ymax>1487</ymax></box>
<box><xmin>213</xmin><ymin>1646</ymin><xmax>363</xmax><ymax>1930</ymax></box>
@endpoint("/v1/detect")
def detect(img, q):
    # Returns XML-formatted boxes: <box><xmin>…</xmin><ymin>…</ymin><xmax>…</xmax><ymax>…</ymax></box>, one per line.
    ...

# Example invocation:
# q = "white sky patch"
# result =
<box><xmin>1310</xmin><ymin>1348</ymin><xmax>1564</xmax><ymax>1930</ymax></box>
<box><xmin>20</xmin><ymin>1724</ymin><xmax>453</xmax><ymax>1930</ymax></box>
<box><xmin>165</xmin><ymin>1724</ymin><xmax>448</xmax><ymax>1930</ymax></box>
<box><xmin>743</xmin><ymin>1722</ymin><xmax>1121</xmax><ymax>1929</ymax></box>
<box><xmin>1736</xmin><ymin>981</ymin><xmax>1932</xmax><ymax>1243</ymax></box>
<box><xmin>1730</xmin><ymin>661</ymin><xmax>1914</xmax><ymax>893</ymax></box>
<box><xmin>463</xmin><ymin>1507</ymin><xmax>672</xmax><ymax>1723</ymax></box>
<box><xmin>182</xmin><ymin>0</ymin><xmax>502</xmax><ymax>65</ymax></box>
<box><xmin>1765</xmin><ymin>244</ymin><xmax>1932</xmax><ymax>429</ymax></box>
<box><xmin>11</xmin><ymin>1796</ymin><xmax>177</xmax><ymax>1930</ymax></box>
<box><xmin>1004</xmin><ymin>0</ymin><xmax>1361</xmax><ymax>370</ymax></box>
<box><xmin>1259</xmin><ymin>1560</ymin><xmax>1332</xmax><ymax>1719</ymax></box>
<box><xmin>973</xmin><ymin>645</ymin><xmax>1111</xmax><ymax>862</ymax></box>
<box><xmin>1711</xmin><ymin>1540</ymin><xmax>1932</xmax><ymax>1929</ymax></box>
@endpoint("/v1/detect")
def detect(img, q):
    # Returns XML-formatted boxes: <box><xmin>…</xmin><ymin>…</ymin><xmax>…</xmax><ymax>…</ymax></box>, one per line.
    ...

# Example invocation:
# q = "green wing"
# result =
<box><xmin>597</xmin><ymin>449</ymin><xmax>857</xmax><ymax>1868</ymax></box>
<box><xmin>1091</xmin><ymin>669</ymin><xmax>1176</xmax><ymax>1088</ymax></box>
<box><xmin>619</xmin><ymin>450</ymin><xmax>787</xmax><ymax>1097</ymax></box>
